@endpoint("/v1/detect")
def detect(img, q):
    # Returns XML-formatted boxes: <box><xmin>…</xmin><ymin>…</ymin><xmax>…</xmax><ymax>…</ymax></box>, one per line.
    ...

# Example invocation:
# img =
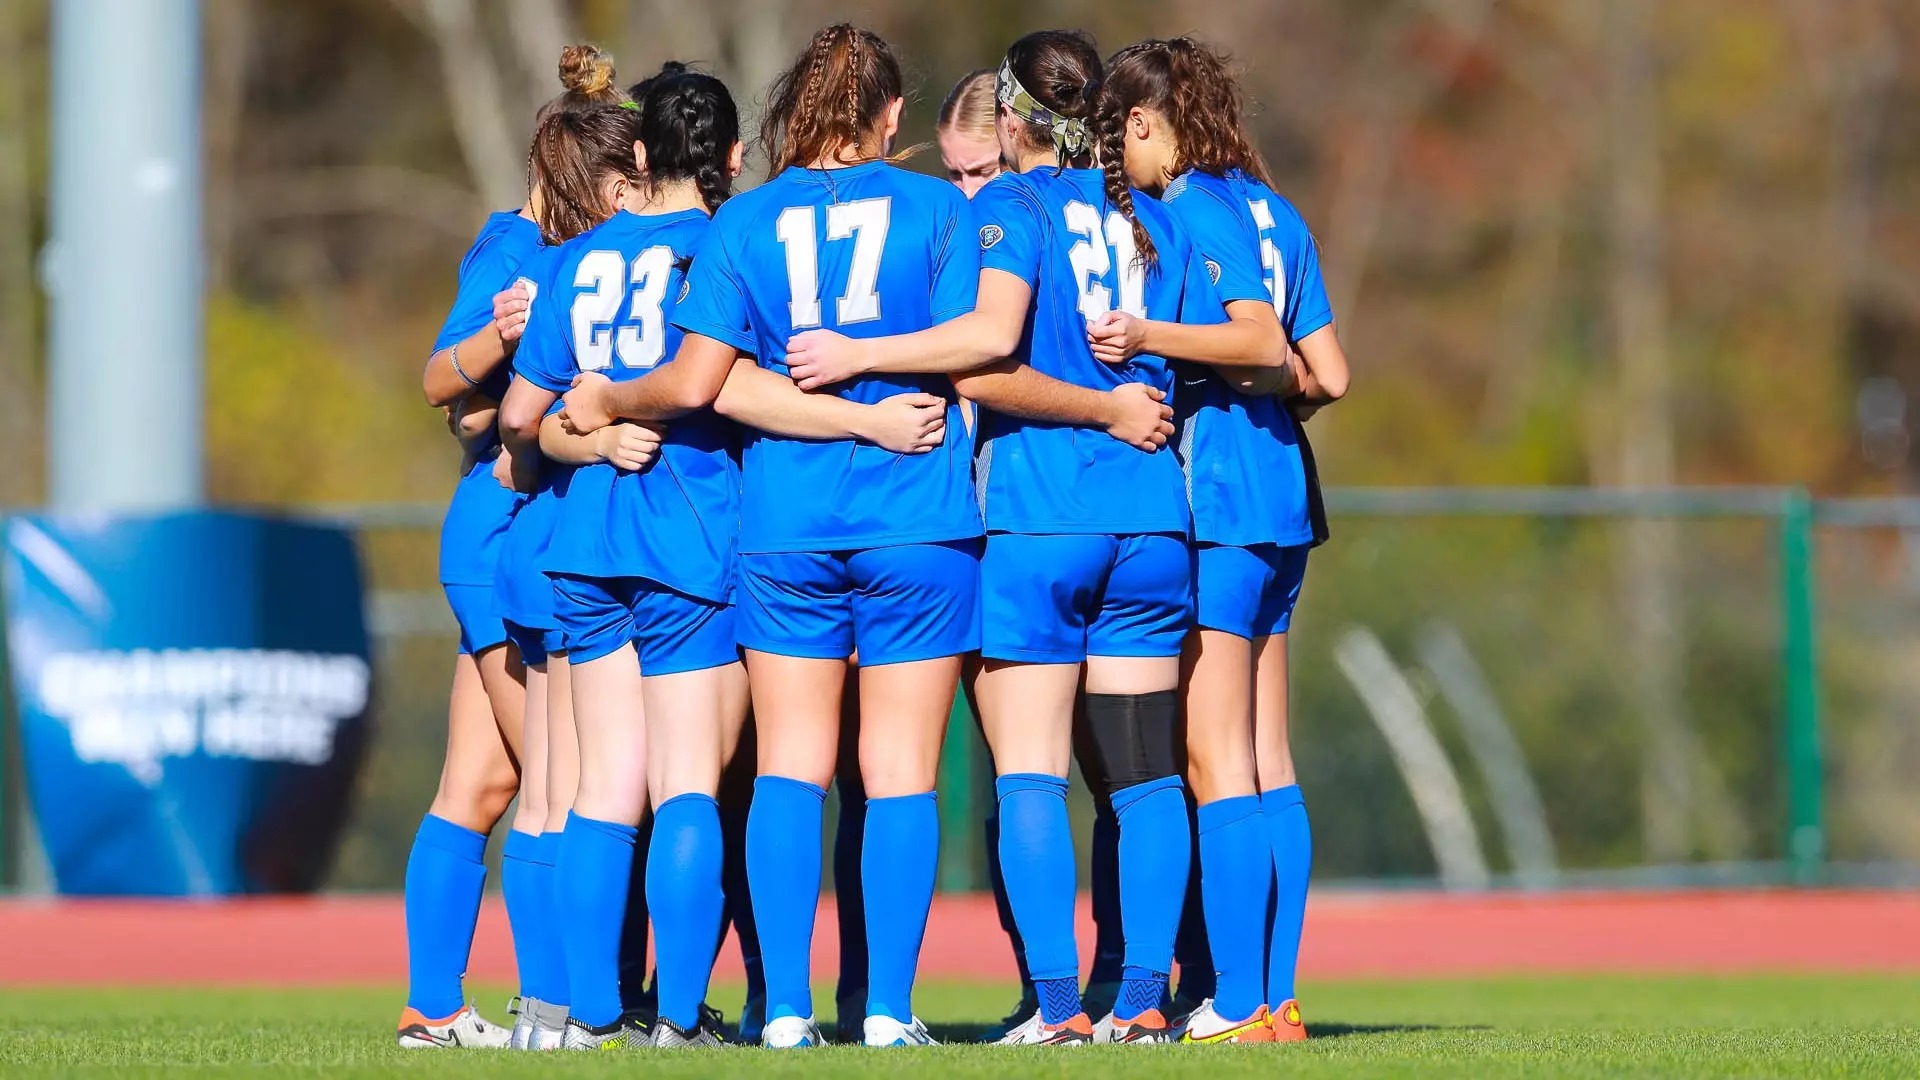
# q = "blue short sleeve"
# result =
<box><xmin>671</xmin><ymin>217</ymin><xmax>756</xmax><ymax>355</ymax></box>
<box><xmin>973</xmin><ymin>178</ymin><xmax>1044</xmax><ymax>288</ymax></box>
<box><xmin>1275</xmin><ymin>211</ymin><xmax>1334</xmax><ymax>341</ymax></box>
<box><xmin>511</xmin><ymin>255</ymin><xmax>575</xmax><ymax>394</ymax></box>
<box><xmin>1165</xmin><ymin>183</ymin><xmax>1268</xmax><ymax>307</ymax></box>
<box><xmin>929</xmin><ymin>190</ymin><xmax>981</xmax><ymax>326</ymax></box>
<box><xmin>1177</xmin><ymin>235</ymin><xmax>1230</xmax><ymax>328</ymax></box>
<box><xmin>432</xmin><ymin>214</ymin><xmax>540</xmax><ymax>352</ymax></box>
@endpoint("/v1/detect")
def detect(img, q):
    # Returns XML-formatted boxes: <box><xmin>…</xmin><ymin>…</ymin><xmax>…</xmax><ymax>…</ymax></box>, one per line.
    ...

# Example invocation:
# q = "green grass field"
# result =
<box><xmin>3</xmin><ymin>975</ymin><xmax>1915</xmax><ymax>1078</ymax></box>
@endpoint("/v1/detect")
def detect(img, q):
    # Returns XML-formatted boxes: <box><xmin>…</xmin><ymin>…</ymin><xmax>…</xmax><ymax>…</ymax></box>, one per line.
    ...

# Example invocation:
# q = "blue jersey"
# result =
<box><xmin>672</xmin><ymin>161</ymin><xmax>984</xmax><ymax>554</ymax></box>
<box><xmin>1162</xmin><ymin>169</ymin><xmax>1334</xmax><ymax>548</ymax></box>
<box><xmin>435</xmin><ymin>211</ymin><xmax>541</xmax><ymax>586</ymax></box>
<box><xmin>490</xmin><ymin>245</ymin><xmax>570</xmax><ymax>631</ymax></box>
<box><xmin>514</xmin><ymin>209</ymin><xmax>739</xmax><ymax>603</ymax></box>
<box><xmin>971</xmin><ymin>168</ymin><xmax>1224</xmax><ymax>536</ymax></box>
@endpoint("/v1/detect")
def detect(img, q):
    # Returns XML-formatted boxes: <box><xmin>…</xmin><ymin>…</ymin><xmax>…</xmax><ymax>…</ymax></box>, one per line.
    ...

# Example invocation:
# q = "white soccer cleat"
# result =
<box><xmin>994</xmin><ymin>1010</ymin><xmax>1095</xmax><ymax>1046</ymax></box>
<box><xmin>1177</xmin><ymin>998</ymin><xmax>1277</xmax><ymax>1044</ymax></box>
<box><xmin>761</xmin><ymin>1013</ymin><xmax>826</xmax><ymax>1049</ymax></box>
<box><xmin>395</xmin><ymin>1003</ymin><xmax>511</xmax><ymax>1049</ymax></box>
<box><xmin>863</xmin><ymin>1014</ymin><xmax>937</xmax><ymax>1047</ymax></box>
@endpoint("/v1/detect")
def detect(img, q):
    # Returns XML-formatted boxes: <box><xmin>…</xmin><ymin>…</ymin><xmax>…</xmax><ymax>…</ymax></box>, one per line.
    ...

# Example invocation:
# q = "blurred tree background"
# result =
<box><xmin>2</xmin><ymin>0</ymin><xmax>1918</xmax><ymax>888</ymax></box>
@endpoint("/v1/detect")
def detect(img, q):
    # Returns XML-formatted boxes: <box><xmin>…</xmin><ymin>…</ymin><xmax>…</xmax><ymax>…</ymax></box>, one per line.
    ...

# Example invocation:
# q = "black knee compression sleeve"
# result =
<box><xmin>1079</xmin><ymin>690</ymin><xmax>1181</xmax><ymax>797</ymax></box>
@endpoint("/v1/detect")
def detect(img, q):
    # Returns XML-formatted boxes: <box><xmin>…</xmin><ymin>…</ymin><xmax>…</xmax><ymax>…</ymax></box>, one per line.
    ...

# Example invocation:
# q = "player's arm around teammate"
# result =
<box><xmin>396</xmin><ymin>45</ymin><xmax>623</xmax><ymax>1052</ymax></box>
<box><xmin>1095</xmin><ymin>37</ymin><xmax>1354</xmax><ymax>1044</ymax></box>
<box><xmin>488</xmin><ymin>80</ymin><xmax>648</xmax><ymax>1049</ymax></box>
<box><xmin>568</xmin><ymin>26</ymin><xmax>984</xmax><ymax>1050</ymax></box>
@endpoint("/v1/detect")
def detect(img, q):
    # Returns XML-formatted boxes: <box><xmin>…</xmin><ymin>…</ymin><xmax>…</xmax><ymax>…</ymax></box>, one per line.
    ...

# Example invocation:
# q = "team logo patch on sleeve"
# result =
<box><xmin>1205</xmin><ymin>259</ymin><xmax>1222</xmax><ymax>285</ymax></box>
<box><xmin>979</xmin><ymin>224</ymin><xmax>1005</xmax><ymax>249</ymax></box>
<box><xmin>679</xmin><ymin>278</ymin><xmax>691</xmax><ymax>303</ymax></box>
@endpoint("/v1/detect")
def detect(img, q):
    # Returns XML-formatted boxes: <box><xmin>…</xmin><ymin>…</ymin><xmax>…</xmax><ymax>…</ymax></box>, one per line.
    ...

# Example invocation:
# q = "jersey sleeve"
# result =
<box><xmin>432</xmin><ymin>234</ymin><xmax>522</xmax><ymax>353</ymax></box>
<box><xmin>670</xmin><ymin>213</ymin><xmax>757</xmax><ymax>355</ymax></box>
<box><xmin>1165</xmin><ymin>183</ymin><xmax>1268</xmax><ymax>306</ymax></box>
<box><xmin>973</xmin><ymin>178</ymin><xmax>1044</xmax><ymax>288</ymax></box>
<box><xmin>1175</xmin><ymin>229</ymin><xmax>1230</xmax><ymax>328</ymax></box>
<box><xmin>1274</xmin><ymin>205</ymin><xmax>1334</xmax><ymax>340</ymax></box>
<box><xmin>928</xmin><ymin>188</ymin><xmax>981</xmax><ymax>326</ymax></box>
<box><xmin>511</xmin><ymin>253</ymin><xmax>576</xmax><ymax>395</ymax></box>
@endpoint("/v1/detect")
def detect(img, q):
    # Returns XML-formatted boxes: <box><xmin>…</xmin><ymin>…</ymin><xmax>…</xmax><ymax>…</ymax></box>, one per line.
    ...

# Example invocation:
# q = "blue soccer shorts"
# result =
<box><xmin>736</xmin><ymin>538</ymin><xmax>982</xmax><ymax>666</ymax></box>
<box><xmin>980</xmin><ymin>532</ymin><xmax>1191</xmax><ymax>664</ymax></box>
<box><xmin>1193</xmin><ymin>542</ymin><xmax>1309</xmax><ymax>640</ymax></box>
<box><xmin>551</xmin><ymin>574</ymin><xmax>739</xmax><ymax>675</ymax></box>
<box><xmin>444</xmin><ymin>583</ymin><xmax>509</xmax><ymax>656</ymax></box>
<box><xmin>503</xmin><ymin>620</ymin><xmax>565</xmax><ymax>668</ymax></box>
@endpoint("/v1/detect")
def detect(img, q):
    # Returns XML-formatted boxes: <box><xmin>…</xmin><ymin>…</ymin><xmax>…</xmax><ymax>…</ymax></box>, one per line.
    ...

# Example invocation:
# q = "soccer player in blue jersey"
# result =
<box><xmin>396</xmin><ymin>45</ymin><xmax>621</xmax><ymax>1052</ymax></box>
<box><xmin>1095</xmin><ymin>37</ymin><xmax>1352</xmax><ymax>1045</ymax></box>
<box><xmin>782</xmin><ymin>30</ymin><xmax>1228</xmax><ymax>1046</ymax></box>
<box><xmin>560</xmin><ymin>24</ymin><xmax>982</xmax><ymax>1049</ymax></box>
<box><xmin>511</xmin><ymin>64</ymin><xmax>758</xmax><ymax>1051</ymax></box>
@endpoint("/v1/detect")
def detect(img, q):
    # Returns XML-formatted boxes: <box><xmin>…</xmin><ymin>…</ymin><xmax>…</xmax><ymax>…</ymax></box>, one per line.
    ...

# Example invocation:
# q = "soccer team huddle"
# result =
<box><xmin>403</xmin><ymin>20</ymin><xmax>1350</xmax><ymax>1053</ymax></box>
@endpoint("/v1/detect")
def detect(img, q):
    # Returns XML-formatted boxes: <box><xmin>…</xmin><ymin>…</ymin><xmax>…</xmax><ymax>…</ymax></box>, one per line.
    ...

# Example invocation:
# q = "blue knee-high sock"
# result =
<box><xmin>833</xmin><ymin>778</ymin><xmax>869</xmax><ymax>1012</ymax></box>
<box><xmin>1198</xmin><ymin>796</ymin><xmax>1269</xmax><ymax>1021</ymax></box>
<box><xmin>648</xmin><ymin>793</ymin><xmax>726</xmax><ymax>1031</ymax></box>
<box><xmin>995</xmin><ymin>773</ymin><xmax>1080</xmax><ymax>1024</ymax></box>
<box><xmin>404</xmin><ymin>814</ymin><xmax>488</xmax><ymax>1019</ymax></box>
<box><xmin>501</xmin><ymin>831</ymin><xmax>543</xmax><ymax>1001</ymax></box>
<box><xmin>532</xmin><ymin>833</ymin><xmax>569</xmax><ymax>1006</ymax></box>
<box><xmin>1088</xmin><ymin>804</ymin><xmax>1125</xmax><ymax>986</ymax></box>
<box><xmin>617</xmin><ymin>815</ymin><xmax>654</xmax><ymax>1016</ymax></box>
<box><xmin>747</xmin><ymin>775</ymin><xmax>826</xmax><ymax>1021</ymax></box>
<box><xmin>862</xmin><ymin>792</ymin><xmax>938</xmax><ymax>1022</ymax></box>
<box><xmin>1110</xmin><ymin>775</ymin><xmax>1190</xmax><ymax>1020</ymax></box>
<box><xmin>557</xmin><ymin>811</ymin><xmax>639</xmax><ymax>1028</ymax></box>
<box><xmin>1174</xmin><ymin>800</ymin><xmax>1216</xmax><ymax>1002</ymax></box>
<box><xmin>984</xmin><ymin>812</ymin><xmax>1033</xmax><ymax>994</ymax></box>
<box><xmin>1262</xmin><ymin>785</ymin><xmax>1312</xmax><ymax>1006</ymax></box>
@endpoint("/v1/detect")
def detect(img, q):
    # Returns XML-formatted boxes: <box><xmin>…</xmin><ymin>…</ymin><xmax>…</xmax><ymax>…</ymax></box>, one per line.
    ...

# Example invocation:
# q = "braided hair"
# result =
<box><xmin>760</xmin><ymin>23</ymin><xmax>911</xmax><ymax>174</ymax></box>
<box><xmin>1102</xmin><ymin>37</ymin><xmax>1274</xmax><ymax>188</ymax></box>
<box><xmin>632</xmin><ymin>62</ymin><xmax>740</xmax><ymax>213</ymax></box>
<box><xmin>1001</xmin><ymin>30</ymin><xmax>1157</xmax><ymax>269</ymax></box>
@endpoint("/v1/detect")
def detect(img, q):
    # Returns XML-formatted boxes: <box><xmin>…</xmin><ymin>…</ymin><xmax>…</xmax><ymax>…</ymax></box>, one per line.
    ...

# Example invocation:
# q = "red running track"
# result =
<box><xmin>2</xmin><ymin>890</ymin><xmax>1918</xmax><ymax>986</ymax></box>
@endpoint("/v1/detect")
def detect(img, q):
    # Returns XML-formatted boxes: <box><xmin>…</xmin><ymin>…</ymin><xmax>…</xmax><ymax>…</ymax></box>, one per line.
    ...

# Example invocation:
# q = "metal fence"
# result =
<box><xmin>311</xmin><ymin>488</ymin><xmax>1920</xmax><ymax>893</ymax></box>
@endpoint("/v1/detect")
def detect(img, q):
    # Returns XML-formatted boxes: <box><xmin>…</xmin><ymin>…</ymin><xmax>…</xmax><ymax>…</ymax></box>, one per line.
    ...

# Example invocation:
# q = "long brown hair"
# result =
<box><xmin>1002</xmin><ymin>30</ymin><xmax>1156</xmax><ymax>269</ymax></box>
<box><xmin>760</xmin><ymin>23</ymin><xmax>908</xmax><ymax>173</ymax></box>
<box><xmin>528</xmin><ymin>107</ymin><xmax>640</xmax><ymax>244</ymax></box>
<box><xmin>1101</xmin><ymin>37</ymin><xmax>1273</xmax><ymax>187</ymax></box>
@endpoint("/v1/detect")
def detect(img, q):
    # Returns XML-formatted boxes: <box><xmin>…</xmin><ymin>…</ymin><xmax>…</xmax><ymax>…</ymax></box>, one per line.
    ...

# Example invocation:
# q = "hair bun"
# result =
<box><xmin>559</xmin><ymin>44</ymin><xmax>616</xmax><ymax>96</ymax></box>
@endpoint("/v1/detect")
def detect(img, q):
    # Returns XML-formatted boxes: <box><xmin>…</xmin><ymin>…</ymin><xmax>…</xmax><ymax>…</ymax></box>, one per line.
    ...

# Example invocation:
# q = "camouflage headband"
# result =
<box><xmin>996</xmin><ymin>57</ymin><xmax>1092</xmax><ymax>161</ymax></box>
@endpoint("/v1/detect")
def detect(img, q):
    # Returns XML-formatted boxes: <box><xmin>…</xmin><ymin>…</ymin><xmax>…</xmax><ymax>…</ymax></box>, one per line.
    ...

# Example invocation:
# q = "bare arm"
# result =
<box><xmin>954</xmin><ymin>362</ymin><xmax>1175</xmax><ymax>452</ymax></box>
<box><xmin>783</xmin><ymin>270</ymin><xmax>1032</xmax><ymax>390</ymax></box>
<box><xmin>714</xmin><ymin>359</ymin><xmax>947</xmax><ymax>452</ymax></box>
<box><xmin>449</xmin><ymin>393</ymin><xmax>499</xmax><ymax>456</ymax></box>
<box><xmin>422</xmin><ymin>284</ymin><xmax>529</xmax><ymax>407</ymax></box>
<box><xmin>561</xmin><ymin>333</ymin><xmax>738</xmax><ymax>432</ymax></box>
<box><xmin>1088</xmin><ymin>298</ymin><xmax>1290</xmax><ymax>376</ymax></box>
<box><xmin>540</xmin><ymin>413</ymin><xmax>670</xmax><ymax>472</ymax></box>
<box><xmin>498</xmin><ymin>377</ymin><xmax>558</xmax><ymax>493</ymax></box>
<box><xmin>1290</xmin><ymin>322</ymin><xmax>1349</xmax><ymax>404</ymax></box>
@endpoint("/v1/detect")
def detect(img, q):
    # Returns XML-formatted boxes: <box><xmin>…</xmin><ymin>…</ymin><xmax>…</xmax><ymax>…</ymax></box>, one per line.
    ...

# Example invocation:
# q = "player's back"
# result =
<box><xmin>1163</xmin><ymin>168</ymin><xmax>1331</xmax><ymax>550</ymax></box>
<box><xmin>674</xmin><ymin>161</ymin><xmax>982</xmax><ymax>554</ymax></box>
<box><xmin>972</xmin><ymin>168</ymin><xmax>1220</xmax><ymax>536</ymax></box>
<box><xmin>519</xmin><ymin>209</ymin><xmax>738</xmax><ymax>602</ymax></box>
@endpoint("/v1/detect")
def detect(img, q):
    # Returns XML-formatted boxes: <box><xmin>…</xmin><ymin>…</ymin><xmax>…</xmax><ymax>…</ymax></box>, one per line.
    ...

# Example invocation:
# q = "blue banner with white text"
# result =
<box><xmin>1</xmin><ymin>512</ymin><xmax>372</xmax><ymax>895</ymax></box>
